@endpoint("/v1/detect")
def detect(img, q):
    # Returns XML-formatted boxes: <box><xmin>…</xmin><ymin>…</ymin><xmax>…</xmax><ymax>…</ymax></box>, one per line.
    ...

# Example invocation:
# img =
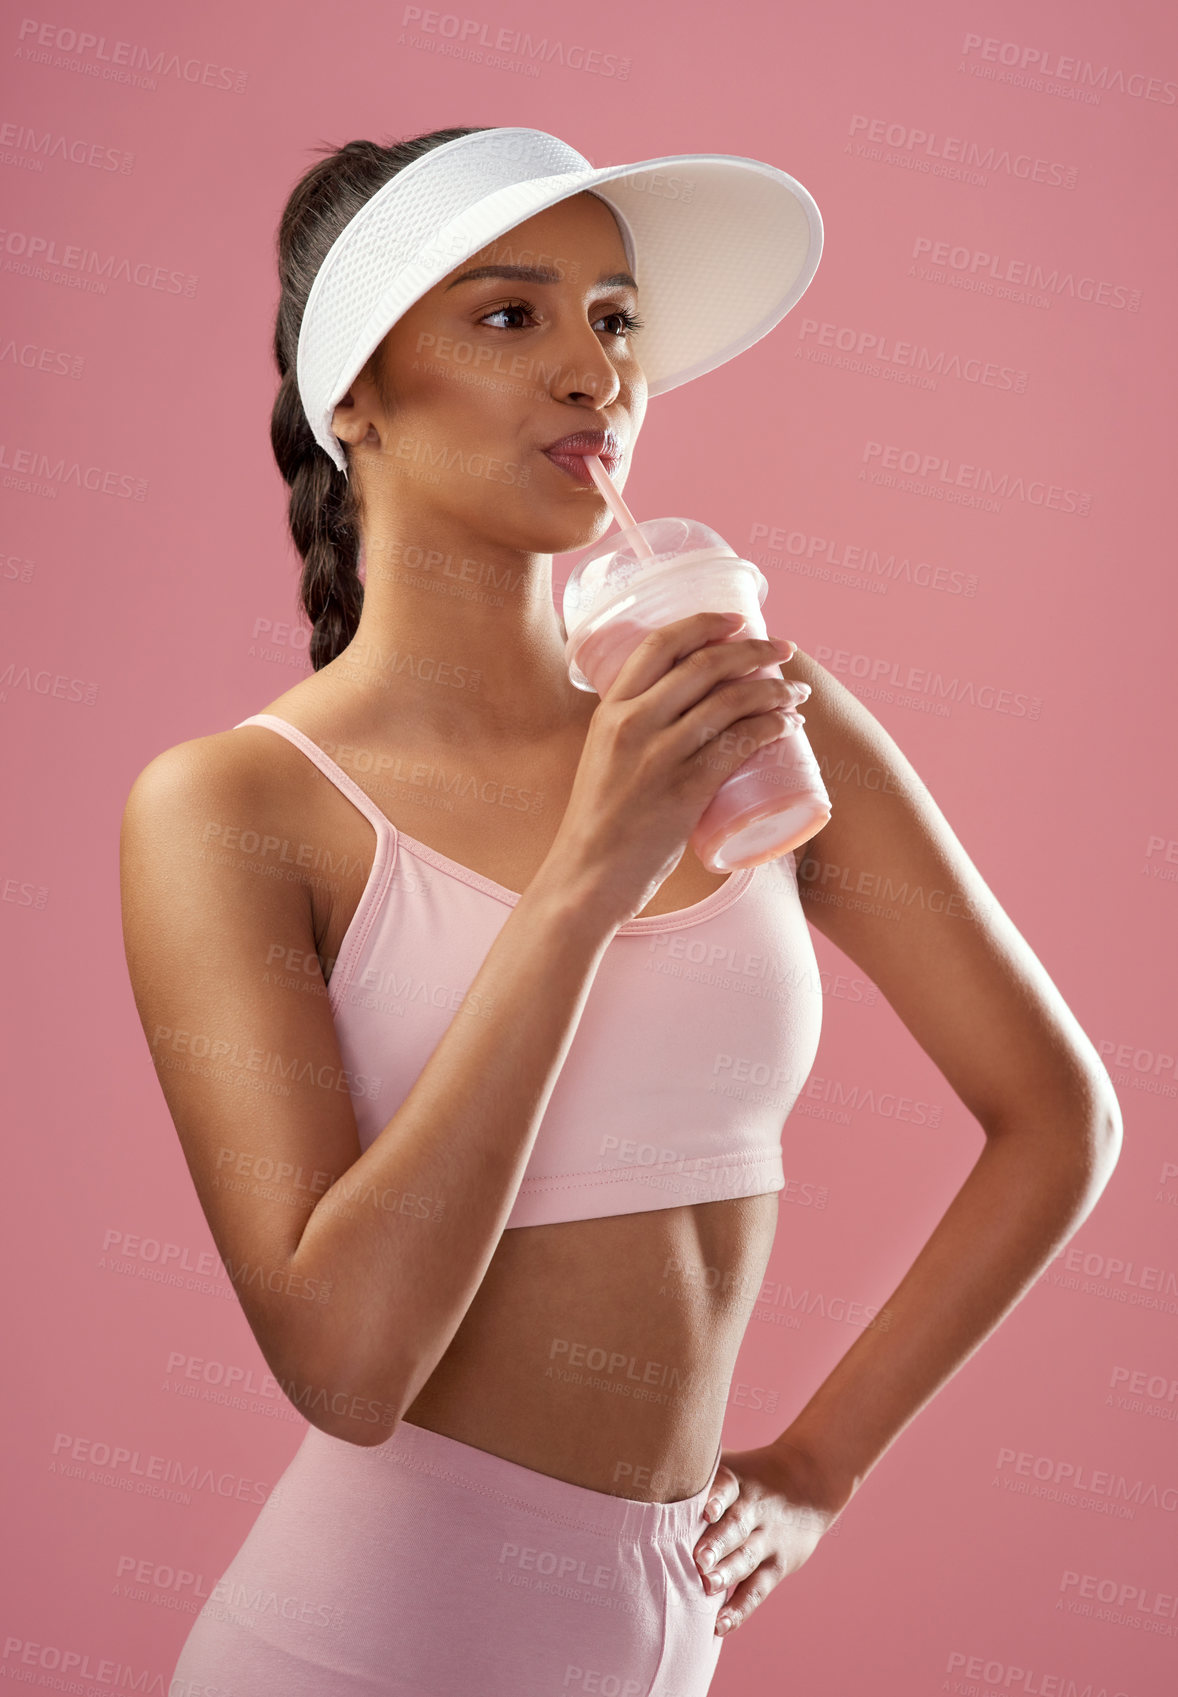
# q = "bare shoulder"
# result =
<box><xmin>122</xmin><ymin>716</ymin><xmax>287</xmax><ymax>831</ymax></box>
<box><xmin>119</xmin><ymin>719</ymin><xmax>327</xmax><ymax>1022</ymax></box>
<box><xmin>779</xmin><ymin>647</ymin><xmax>1117</xmax><ymax>1132</ymax></box>
<box><xmin>121</xmin><ymin>706</ymin><xmax>334</xmax><ymax>886</ymax></box>
<box><xmin>118</xmin><ymin>718</ymin><xmax>371</xmax><ymax>1379</ymax></box>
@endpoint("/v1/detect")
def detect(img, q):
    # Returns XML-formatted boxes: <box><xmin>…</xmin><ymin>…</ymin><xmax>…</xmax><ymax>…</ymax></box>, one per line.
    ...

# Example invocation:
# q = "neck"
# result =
<box><xmin>326</xmin><ymin>526</ymin><xmax>590</xmax><ymax>745</ymax></box>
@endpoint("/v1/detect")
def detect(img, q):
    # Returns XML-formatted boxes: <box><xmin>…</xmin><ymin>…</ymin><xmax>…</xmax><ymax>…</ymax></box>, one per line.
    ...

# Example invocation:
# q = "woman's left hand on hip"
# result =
<box><xmin>693</xmin><ymin>1442</ymin><xmax>840</xmax><ymax>1636</ymax></box>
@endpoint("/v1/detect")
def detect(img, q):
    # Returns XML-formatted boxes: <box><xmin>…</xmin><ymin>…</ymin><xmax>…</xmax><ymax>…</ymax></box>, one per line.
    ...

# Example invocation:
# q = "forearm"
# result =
<box><xmin>771</xmin><ymin>1098</ymin><xmax>1122</xmax><ymax>1513</ymax></box>
<box><xmin>286</xmin><ymin>861</ymin><xmax>617</xmax><ymax>1442</ymax></box>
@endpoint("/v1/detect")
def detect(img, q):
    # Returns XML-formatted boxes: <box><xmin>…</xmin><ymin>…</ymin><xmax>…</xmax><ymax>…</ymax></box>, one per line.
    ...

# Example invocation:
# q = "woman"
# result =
<box><xmin>120</xmin><ymin>126</ymin><xmax>1121</xmax><ymax>1694</ymax></box>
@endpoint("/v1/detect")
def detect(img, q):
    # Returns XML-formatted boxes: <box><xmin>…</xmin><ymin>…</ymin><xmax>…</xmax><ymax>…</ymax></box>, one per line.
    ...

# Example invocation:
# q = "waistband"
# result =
<box><xmin>377</xmin><ymin>1419</ymin><xmax>725</xmax><ymax>1545</ymax></box>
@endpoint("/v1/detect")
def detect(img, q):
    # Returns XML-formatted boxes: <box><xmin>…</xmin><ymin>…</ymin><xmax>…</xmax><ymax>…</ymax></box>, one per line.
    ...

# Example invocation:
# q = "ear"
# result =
<box><xmin>330</xmin><ymin>386</ymin><xmax>364</xmax><ymax>448</ymax></box>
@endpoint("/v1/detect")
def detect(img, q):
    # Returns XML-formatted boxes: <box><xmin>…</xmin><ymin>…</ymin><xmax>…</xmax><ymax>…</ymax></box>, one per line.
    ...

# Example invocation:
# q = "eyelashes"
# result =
<box><xmin>478</xmin><ymin>299</ymin><xmax>646</xmax><ymax>338</ymax></box>
<box><xmin>601</xmin><ymin>305</ymin><xmax>646</xmax><ymax>337</ymax></box>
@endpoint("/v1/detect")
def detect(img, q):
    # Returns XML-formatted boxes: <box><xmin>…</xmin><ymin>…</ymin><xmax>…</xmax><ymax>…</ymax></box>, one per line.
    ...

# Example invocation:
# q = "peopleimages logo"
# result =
<box><xmin>0</xmin><ymin>442</ymin><xmax>148</xmax><ymax>500</ymax></box>
<box><xmin>909</xmin><ymin>237</ymin><xmax>1140</xmax><ymax>314</ymax></box>
<box><xmin>0</xmin><ymin>660</ymin><xmax>98</xmax><ymax>703</ymax></box>
<box><xmin>960</xmin><ymin>31</ymin><xmax>1178</xmax><ymax>105</ymax></box>
<box><xmin>861</xmin><ymin>438</ymin><xmax>1093</xmax><ymax>514</ymax></box>
<box><xmin>0</xmin><ymin>225</ymin><xmax>198</xmax><ymax>297</ymax></box>
<box><xmin>14</xmin><ymin>19</ymin><xmax>248</xmax><ymax>93</ymax></box>
<box><xmin>0</xmin><ymin>122</ymin><xmax>135</xmax><ymax>174</ymax></box>
<box><xmin>810</xmin><ymin>642</ymin><xmax>1042</xmax><ymax>720</ymax></box>
<box><xmin>749</xmin><ymin>522</ymin><xmax>979</xmax><ymax>600</ymax></box>
<box><xmin>49</xmin><ymin>1431</ymin><xmax>271</xmax><ymax>1505</ymax></box>
<box><xmin>846</xmin><ymin>113</ymin><xmax>1079</xmax><ymax>189</ymax></box>
<box><xmin>799</xmin><ymin>1072</ymin><xmax>942</xmax><ymax>1127</ymax></box>
<box><xmin>797</xmin><ymin>315</ymin><xmax>1030</xmax><ymax>392</ymax></box>
<box><xmin>995</xmin><ymin>1446</ymin><xmax>1178</xmax><ymax>1513</ymax></box>
<box><xmin>944</xmin><ymin>1649</ymin><xmax>1130</xmax><ymax>1696</ymax></box>
<box><xmin>396</xmin><ymin>8</ymin><xmax>631</xmax><ymax>80</ymax></box>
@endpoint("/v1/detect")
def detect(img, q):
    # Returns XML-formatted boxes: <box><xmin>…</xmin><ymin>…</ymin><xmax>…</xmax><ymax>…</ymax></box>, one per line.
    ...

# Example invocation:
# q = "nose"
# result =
<box><xmin>550</xmin><ymin>315</ymin><xmax>624</xmax><ymax>411</ymax></box>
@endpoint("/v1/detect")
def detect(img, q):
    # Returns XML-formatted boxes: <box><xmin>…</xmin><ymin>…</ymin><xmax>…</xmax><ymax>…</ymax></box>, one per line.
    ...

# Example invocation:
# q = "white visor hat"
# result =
<box><xmin>296</xmin><ymin>125</ymin><xmax>824</xmax><ymax>477</ymax></box>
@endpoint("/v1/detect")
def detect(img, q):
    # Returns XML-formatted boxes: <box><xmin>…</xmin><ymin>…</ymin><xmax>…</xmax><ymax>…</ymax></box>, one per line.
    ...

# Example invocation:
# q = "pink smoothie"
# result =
<box><xmin>569</xmin><ymin>616</ymin><xmax>831</xmax><ymax>870</ymax></box>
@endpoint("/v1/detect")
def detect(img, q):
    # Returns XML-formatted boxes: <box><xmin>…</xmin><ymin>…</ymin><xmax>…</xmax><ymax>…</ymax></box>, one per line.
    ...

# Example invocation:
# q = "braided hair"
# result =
<box><xmin>270</xmin><ymin>127</ymin><xmax>493</xmax><ymax>672</ymax></box>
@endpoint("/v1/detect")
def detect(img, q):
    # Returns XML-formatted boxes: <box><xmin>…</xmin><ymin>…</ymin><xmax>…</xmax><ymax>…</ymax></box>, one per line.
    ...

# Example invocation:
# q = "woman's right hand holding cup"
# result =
<box><xmin>545</xmin><ymin>610</ymin><xmax>812</xmax><ymax>929</ymax></box>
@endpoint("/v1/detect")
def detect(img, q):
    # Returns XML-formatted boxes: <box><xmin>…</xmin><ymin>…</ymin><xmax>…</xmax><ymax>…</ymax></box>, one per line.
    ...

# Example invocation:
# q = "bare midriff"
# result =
<box><xmin>260</xmin><ymin>690</ymin><xmax>783</xmax><ymax>1504</ymax></box>
<box><xmin>400</xmin><ymin>1193</ymin><xmax>779</xmax><ymax>1503</ymax></box>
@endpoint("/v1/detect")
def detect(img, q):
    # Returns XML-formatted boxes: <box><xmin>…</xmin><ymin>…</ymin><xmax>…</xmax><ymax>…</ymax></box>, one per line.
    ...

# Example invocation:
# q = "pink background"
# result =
<box><xmin>3</xmin><ymin>0</ymin><xmax>1175</xmax><ymax>1692</ymax></box>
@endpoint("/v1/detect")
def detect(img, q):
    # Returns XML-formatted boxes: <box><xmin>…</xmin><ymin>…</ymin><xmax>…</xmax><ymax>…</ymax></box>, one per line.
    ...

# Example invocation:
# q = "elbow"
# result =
<box><xmin>1063</xmin><ymin>1089</ymin><xmax>1123</xmax><ymax>1239</ymax></box>
<box><xmin>265</xmin><ymin>1264</ymin><xmax>445</xmax><ymax>1447</ymax></box>
<box><xmin>318</xmin><ymin>1410</ymin><xmax>405</xmax><ymax>1449</ymax></box>
<box><xmin>316</xmin><ymin>1363</ymin><xmax>414</xmax><ymax>1447</ymax></box>
<box><xmin>1061</xmin><ymin>1079</ymin><xmax>1125</xmax><ymax>1209</ymax></box>
<box><xmin>988</xmin><ymin>1052</ymin><xmax>1124</xmax><ymax>1146</ymax></box>
<box><xmin>266</xmin><ymin>1335</ymin><xmax>414</xmax><ymax>1449</ymax></box>
<box><xmin>1077</xmin><ymin>1054</ymin><xmax>1125</xmax><ymax>1179</ymax></box>
<box><xmin>1091</xmin><ymin>1084</ymin><xmax>1123</xmax><ymax>1180</ymax></box>
<box><xmin>303</xmin><ymin>1390</ymin><xmax>408</xmax><ymax>1449</ymax></box>
<box><xmin>984</xmin><ymin>1065</ymin><xmax>1124</xmax><ymax>1194</ymax></box>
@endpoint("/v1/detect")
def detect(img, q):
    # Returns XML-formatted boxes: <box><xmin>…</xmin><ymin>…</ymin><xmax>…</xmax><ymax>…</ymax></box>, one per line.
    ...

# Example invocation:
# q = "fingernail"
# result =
<box><xmin>698</xmin><ymin>1548</ymin><xmax>714</xmax><ymax>1571</ymax></box>
<box><xmin>705</xmin><ymin>1497</ymin><xmax>721</xmax><ymax>1521</ymax></box>
<box><xmin>717</xmin><ymin>1614</ymin><xmax>734</xmax><ymax>1634</ymax></box>
<box><xmin>769</xmin><ymin>637</ymin><xmax>794</xmax><ymax>654</ymax></box>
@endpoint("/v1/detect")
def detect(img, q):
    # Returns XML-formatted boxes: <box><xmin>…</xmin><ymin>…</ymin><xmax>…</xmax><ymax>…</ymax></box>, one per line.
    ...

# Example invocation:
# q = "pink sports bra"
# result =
<box><xmin>234</xmin><ymin>713</ymin><xmax>824</xmax><ymax>1228</ymax></box>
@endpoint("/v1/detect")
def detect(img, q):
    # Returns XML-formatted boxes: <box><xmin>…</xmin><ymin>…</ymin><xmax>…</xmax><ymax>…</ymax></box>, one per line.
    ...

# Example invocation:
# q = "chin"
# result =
<box><xmin>509</xmin><ymin>508</ymin><xmax>612</xmax><ymax>559</ymax></box>
<box><xmin>549</xmin><ymin>521</ymin><xmax>616</xmax><ymax>559</ymax></box>
<box><xmin>563</xmin><ymin>501</ymin><xmax>621</xmax><ymax>548</ymax></box>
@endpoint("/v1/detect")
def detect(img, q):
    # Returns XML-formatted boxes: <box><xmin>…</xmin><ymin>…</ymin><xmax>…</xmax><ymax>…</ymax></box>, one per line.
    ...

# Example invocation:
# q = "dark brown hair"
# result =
<box><xmin>270</xmin><ymin>127</ymin><xmax>493</xmax><ymax>672</ymax></box>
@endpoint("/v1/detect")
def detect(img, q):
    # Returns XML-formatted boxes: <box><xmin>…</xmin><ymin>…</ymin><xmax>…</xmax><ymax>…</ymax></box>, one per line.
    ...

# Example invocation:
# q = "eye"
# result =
<box><xmin>479</xmin><ymin>299</ymin><xmax>645</xmax><ymax>337</ymax></box>
<box><xmin>480</xmin><ymin>301</ymin><xmax>534</xmax><ymax>330</ymax></box>
<box><xmin>598</xmin><ymin>306</ymin><xmax>646</xmax><ymax>338</ymax></box>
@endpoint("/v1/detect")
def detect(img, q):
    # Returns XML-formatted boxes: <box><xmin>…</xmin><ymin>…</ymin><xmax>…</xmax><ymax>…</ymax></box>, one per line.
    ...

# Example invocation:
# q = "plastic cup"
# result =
<box><xmin>562</xmin><ymin>517</ymin><xmax>832</xmax><ymax>872</ymax></box>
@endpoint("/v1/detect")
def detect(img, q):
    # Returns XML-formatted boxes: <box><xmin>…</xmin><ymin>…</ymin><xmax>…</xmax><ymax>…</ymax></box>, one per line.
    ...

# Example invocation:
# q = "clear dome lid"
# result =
<box><xmin>562</xmin><ymin>517</ymin><xmax>762</xmax><ymax>637</ymax></box>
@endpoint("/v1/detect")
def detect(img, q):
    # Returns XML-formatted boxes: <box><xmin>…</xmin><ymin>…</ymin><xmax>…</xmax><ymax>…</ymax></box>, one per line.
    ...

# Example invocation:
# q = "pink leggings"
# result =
<box><xmin>171</xmin><ymin>1418</ymin><xmax>729</xmax><ymax>1695</ymax></box>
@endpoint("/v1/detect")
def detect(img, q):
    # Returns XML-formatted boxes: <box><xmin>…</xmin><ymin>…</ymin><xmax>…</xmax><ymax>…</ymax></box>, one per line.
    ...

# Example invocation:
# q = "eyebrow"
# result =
<box><xmin>445</xmin><ymin>265</ymin><xmax>638</xmax><ymax>291</ymax></box>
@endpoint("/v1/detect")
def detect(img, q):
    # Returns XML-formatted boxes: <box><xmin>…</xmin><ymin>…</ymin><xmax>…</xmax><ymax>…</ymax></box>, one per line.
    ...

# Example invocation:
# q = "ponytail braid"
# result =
<box><xmin>269</xmin><ymin>127</ymin><xmax>493</xmax><ymax>671</ymax></box>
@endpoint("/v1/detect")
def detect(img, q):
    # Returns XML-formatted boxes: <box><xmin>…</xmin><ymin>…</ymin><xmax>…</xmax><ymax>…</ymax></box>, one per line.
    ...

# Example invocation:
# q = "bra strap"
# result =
<box><xmin>233</xmin><ymin>713</ymin><xmax>393</xmax><ymax>839</ymax></box>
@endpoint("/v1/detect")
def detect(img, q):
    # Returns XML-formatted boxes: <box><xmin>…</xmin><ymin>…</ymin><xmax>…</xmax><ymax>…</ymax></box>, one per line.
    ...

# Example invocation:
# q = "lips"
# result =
<box><xmin>541</xmin><ymin>429</ymin><xmax>622</xmax><ymax>486</ymax></box>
